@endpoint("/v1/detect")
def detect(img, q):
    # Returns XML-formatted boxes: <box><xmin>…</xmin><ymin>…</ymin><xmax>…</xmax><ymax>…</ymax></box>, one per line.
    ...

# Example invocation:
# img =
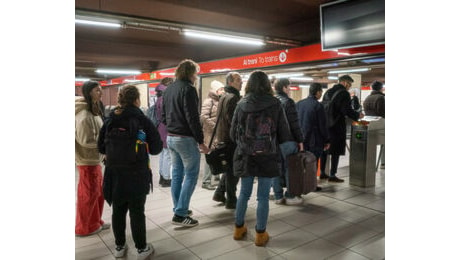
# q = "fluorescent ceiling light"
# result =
<box><xmin>96</xmin><ymin>69</ymin><xmax>141</xmax><ymax>75</ymax></box>
<box><xmin>210</xmin><ymin>68</ymin><xmax>232</xmax><ymax>73</ymax></box>
<box><xmin>362</xmin><ymin>58</ymin><xmax>385</xmax><ymax>63</ymax></box>
<box><xmin>160</xmin><ymin>72</ymin><xmax>175</xmax><ymax>76</ymax></box>
<box><xmin>75</xmin><ymin>19</ymin><xmax>121</xmax><ymax>28</ymax></box>
<box><xmin>124</xmin><ymin>79</ymin><xmax>140</xmax><ymax>83</ymax></box>
<box><xmin>183</xmin><ymin>29</ymin><xmax>265</xmax><ymax>46</ymax></box>
<box><xmin>328</xmin><ymin>76</ymin><xmax>338</xmax><ymax>80</ymax></box>
<box><xmin>268</xmin><ymin>73</ymin><xmax>303</xmax><ymax>78</ymax></box>
<box><xmin>298</xmin><ymin>85</ymin><xmax>310</xmax><ymax>88</ymax></box>
<box><xmin>289</xmin><ymin>77</ymin><xmax>313</xmax><ymax>81</ymax></box>
<box><xmin>328</xmin><ymin>68</ymin><xmax>370</xmax><ymax>74</ymax></box>
<box><xmin>75</xmin><ymin>78</ymin><xmax>90</xmax><ymax>82</ymax></box>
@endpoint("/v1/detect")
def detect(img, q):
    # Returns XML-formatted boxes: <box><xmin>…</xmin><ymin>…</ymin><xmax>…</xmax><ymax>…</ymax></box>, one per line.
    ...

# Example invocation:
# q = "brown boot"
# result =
<box><xmin>254</xmin><ymin>231</ymin><xmax>269</xmax><ymax>246</ymax></box>
<box><xmin>233</xmin><ymin>225</ymin><xmax>247</xmax><ymax>240</ymax></box>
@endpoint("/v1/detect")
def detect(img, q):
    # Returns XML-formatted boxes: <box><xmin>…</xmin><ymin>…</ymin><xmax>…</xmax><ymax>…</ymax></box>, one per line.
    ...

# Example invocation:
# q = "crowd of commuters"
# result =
<box><xmin>75</xmin><ymin>59</ymin><xmax>384</xmax><ymax>258</ymax></box>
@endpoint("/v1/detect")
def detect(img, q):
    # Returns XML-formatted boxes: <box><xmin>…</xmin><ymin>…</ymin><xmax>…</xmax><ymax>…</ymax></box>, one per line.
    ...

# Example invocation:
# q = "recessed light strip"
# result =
<box><xmin>328</xmin><ymin>68</ymin><xmax>370</xmax><ymax>74</ymax></box>
<box><xmin>75</xmin><ymin>19</ymin><xmax>121</xmax><ymax>28</ymax></box>
<box><xmin>183</xmin><ymin>29</ymin><xmax>265</xmax><ymax>46</ymax></box>
<box><xmin>96</xmin><ymin>69</ymin><xmax>141</xmax><ymax>75</ymax></box>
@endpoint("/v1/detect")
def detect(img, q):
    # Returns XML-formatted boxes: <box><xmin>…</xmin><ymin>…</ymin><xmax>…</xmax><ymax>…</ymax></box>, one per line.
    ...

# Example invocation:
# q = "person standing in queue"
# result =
<box><xmin>147</xmin><ymin>77</ymin><xmax>174</xmax><ymax>187</ymax></box>
<box><xmin>231</xmin><ymin>71</ymin><xmax>291</xmax><ymax>246</ymax></box>
<box><xmin>200</xmin><ymin>80</ymin><xmax>225</xmax><ymax>190</ymax></box>
<box><xmin>320</xmin><ymin>75</ymin><xmax>364</xmax><ymax>182</ymax></box>
<box><xmin>363</xmin><ymin>80</ymin><xmax>385</xmax><ymax>169</ymax></box>
<box><xmin>272</xmin><ymin>78</ymin><xmax>305</xmax><ymax>205</ymax></box>
<box><xmin>98</xmin><ymin>85</ymin><xmax>163</xmax><ymax>259</ymax></box>
<box><xmin>297</xmin><ymin>82</ymin><xmax>331</xmax><ymax>175</ymax></box>
<box><xmin>75</xmin><ymin>81</ymin><xmax>110</xmax><ymax>237</ymax></box>
<box><xmin>162</xmin><ymin>59</ymin><xmax>209</xmax><ymax>227</ymax></box>
<box><xmin>212</xmin><ymin>72</ymin><xmax>243</xmax><ymax>209</ymax></box>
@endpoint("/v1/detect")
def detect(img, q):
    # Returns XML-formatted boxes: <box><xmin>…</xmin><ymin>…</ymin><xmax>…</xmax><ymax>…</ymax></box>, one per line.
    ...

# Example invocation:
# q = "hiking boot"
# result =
<box><xmin>286</xmin><ymin>196</ymin><xmax>303</xmax><ymax>206</ymax></box>
<box><xmin>213</xmin><ymin>192</ymin><xmax>226</xmax><ymax>203</ymax></box>
<box><xmin>202</xmin><ymin>183</ymin><xmax>216</xmax><ymax>190</ymax></box>
<box><xmin>171</xmin><ymin>215</ymin><xmax>199</xmax><ymax>227</ymax></box>
<box><xmin>328</xmin><ymin>176</ymin><xmax>344</xmax><ymax>183</ymax></box>
<box><xmin>137</xmin><ymin>243</ymin><xmax>154</xmax><ymax>260</ymax></box>
<box><xmin>114</xmin><ymin>244</ymin><xmax>127</xmax><ymax>258</ymax></box>
<box><xmin>255</xmin><ymin>231</ymin><xmax>269</xmax><ymax>247</ymax></box>
<box><xmin>233</xmin><ymin>225</ymin><xmax>247</xmax><ymax>240</ymax></box>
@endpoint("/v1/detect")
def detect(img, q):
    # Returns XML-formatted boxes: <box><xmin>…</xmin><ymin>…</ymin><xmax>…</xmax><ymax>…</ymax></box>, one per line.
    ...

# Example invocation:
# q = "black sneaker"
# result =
<box><xmin>159</xmin><ymin>175</ymin><xmax>165</xmax><ymax>185</ymax></box>
<box><xmin>171</xmin><ymin>215</ymin><xmax>199</xmax><ymax>227</ymax></box>
<box><xmin>187</xmin><ymin>210</ymin><xmax>193</xmax><ymax>217</ymax></box>
<box><xmin>161</xmin><ymin>179</ymin><xmax>171</xmax><ymax>187</ymax></box>
<box><xmin>328</xmin><ymin>176</ymin><xmax>344</xmax><ymax>183</ymax></box>
<box><xmin>319</xmin><ymin>173</ymin><xmax>330</xmax><ymax>179</ymax></box>
<box><xmin>212</xmin><ymin>192</ymin><xmax>226</xmax><ymax>203</ymax></box>
<box><xmin>202</xmin><ymin>183</ymin><xmax>216</xmax><ymax>190</ymax></box>
<box><xmin>225</xmin><ymin>201</ymin><xmax>236</xmax><ymax>209</ymax></box>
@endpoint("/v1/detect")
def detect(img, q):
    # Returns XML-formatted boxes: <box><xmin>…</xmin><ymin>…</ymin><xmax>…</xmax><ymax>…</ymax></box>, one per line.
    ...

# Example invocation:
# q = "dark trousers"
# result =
<box><xmin>215</xmin><ymin>167</ymin><xmax>239</xmax><ymax>203</ymax></box>
<box><xmin>320</xmin><ymin>151</ymin><xmax>340</xmax><ymax>177</ymax></box>
<box><xmin>112</xmin><ymin>195</ymin><xmax>147</xmax><ymax>249</ymax></box>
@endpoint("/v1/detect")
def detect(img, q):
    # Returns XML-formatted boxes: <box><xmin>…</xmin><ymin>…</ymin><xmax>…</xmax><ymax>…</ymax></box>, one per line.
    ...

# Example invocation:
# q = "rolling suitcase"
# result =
<box><xmin>287</xmin><ymin>151</ymin><xmax>317</xmax><ymax>196</ymax></box>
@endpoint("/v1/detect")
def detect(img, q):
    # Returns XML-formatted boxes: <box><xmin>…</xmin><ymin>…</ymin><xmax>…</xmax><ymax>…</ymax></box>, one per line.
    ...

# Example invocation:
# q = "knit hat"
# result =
<box><xmin>371</xmin><ymin>81</ymin><xmax>383</xmax><ymax>91</ymax></box>
<box><xmin>210</xmin><ymin>80</ymin><xmax>224</xmax><ymax>92</ymax></box>
<box><xmin>156</xmin><ymin>84</ymin><xmax>167</xmax><ymax>92</ymax></box>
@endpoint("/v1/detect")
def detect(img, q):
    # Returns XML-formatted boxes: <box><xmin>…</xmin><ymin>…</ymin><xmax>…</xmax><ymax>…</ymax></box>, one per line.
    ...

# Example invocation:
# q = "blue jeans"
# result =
<box><xmin>272</xmin><ymin>141</ymin><xmax>298</xmax><ymax>199</ymax></box>
<box><xmin>235</xmin><ymin>176</ymin><xmax>272</xmax><ymax>232</ymax></box>
<box><xmin>159</xmin><ymin>148</ymin><xmax>171</xmax><ymax>180</ymax></box>
<box><xmin>167</xmin><ymin>136</ymin><xmax>201</xmax><ymax>217</ymax></box>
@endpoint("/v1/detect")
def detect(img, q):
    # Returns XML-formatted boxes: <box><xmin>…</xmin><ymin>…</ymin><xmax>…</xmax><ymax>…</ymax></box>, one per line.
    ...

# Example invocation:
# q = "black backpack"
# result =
<box><xmin>104</xmin><ymin>117</ymin><xmax>149</xmax><ymax>167</ymax></box>
<box><xmin>322</xmin><ymin>89</ymin><xmax>345</xmax><ymax>127</ymax></box>
<box><xmin>240</xmin><ymin>110</ymin><xmax>277</xmax><ymax>156</ymax></box>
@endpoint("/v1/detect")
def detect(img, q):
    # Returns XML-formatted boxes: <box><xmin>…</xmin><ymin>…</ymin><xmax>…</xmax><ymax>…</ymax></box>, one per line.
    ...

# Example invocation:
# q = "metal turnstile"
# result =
<box><xmin>349</xmin><ymin>117</ymin><xmax>385</xmax><ymax>187</ymax></box>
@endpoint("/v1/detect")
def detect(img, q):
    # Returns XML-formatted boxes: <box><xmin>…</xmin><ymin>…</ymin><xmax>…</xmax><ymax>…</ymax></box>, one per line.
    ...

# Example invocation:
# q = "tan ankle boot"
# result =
<box><xmin>254</xmin><ymin>231</ymin><xmax>269</xmax><ymax>246</ymax></box>
<box><xmin>233</xmin><ymin>225</ymin><xmax>247</xmax><ymax>240</ymax></box>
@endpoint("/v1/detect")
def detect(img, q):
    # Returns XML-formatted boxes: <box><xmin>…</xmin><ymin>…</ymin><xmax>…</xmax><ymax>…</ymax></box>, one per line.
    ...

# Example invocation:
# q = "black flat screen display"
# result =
<box><xmin>320</xmin><ymin>0</ymin><xmax>385</xmax><ymax>50</ymax></box>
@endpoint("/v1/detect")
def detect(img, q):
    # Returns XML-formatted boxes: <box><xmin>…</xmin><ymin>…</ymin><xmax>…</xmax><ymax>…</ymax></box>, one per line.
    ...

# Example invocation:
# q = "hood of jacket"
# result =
<box><xmin>75</xmin><ymin>97</ymin><xmax>88</xmax><ymax>115</ymax></box>
<box><xmin>239</xmin><ymin>93</ymin><xmax>279</xmax><ymax>113</ymax></box>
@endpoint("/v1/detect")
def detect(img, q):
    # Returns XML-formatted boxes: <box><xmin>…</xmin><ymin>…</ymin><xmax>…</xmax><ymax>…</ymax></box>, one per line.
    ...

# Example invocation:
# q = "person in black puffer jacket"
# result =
<box><xmin>98</xmin><ymin>85</ymin><xmax>162</xmax><ymax>259</ymax></box>
<box><xmin>272</xmin><ymin>78</ymin><xmax>306</xmax><ymax>205</ymax></box>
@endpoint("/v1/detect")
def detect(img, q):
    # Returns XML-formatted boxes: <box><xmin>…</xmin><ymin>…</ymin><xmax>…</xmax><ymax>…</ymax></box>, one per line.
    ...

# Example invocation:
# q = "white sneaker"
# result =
<box><xmin>101</xmin><ymin>223</ymin><xmax>111</xmax><ymax>230</ymax></box>
<box><xmin>137</xmin><ymin>243</ymin><xmax>154</xmax><ymax>260</ymax></box>
<box><xmin>275</xmin><ymin>198</ymin><xmax>285</xmax><ymax>205</ymax></box>
<box><xmin>114</xmin><ymin>244</ymin><xmax>127</xmax><ymax>258</ymax></box>
<box><xmin>286</xmin><ymin>196</ymin><xmax>303</xmax><ymax>205</ymax></box>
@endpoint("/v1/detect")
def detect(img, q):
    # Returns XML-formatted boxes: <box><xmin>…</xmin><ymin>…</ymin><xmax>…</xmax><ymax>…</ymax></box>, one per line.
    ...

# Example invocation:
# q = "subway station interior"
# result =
<box><xmin>75</xmin><ymin>0</ymin><xmax>385</xmax><ymax>259</ymax></box>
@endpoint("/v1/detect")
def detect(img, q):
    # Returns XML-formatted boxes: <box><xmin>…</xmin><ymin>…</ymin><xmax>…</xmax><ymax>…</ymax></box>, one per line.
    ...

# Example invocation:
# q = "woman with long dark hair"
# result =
<box><xmin>230</xmin><ymin>71</ymin><xmax>291</xmax><ymax>246</ymax></box>
<box><xmin>75</xmin><ymin>81</ymin><xmax>108</xmax><ymax>236</ymax></box>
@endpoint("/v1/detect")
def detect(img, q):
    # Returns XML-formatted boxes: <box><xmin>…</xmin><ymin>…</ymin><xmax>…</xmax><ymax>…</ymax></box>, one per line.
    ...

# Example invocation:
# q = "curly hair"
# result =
<box><xmin>245</xmin><ymin>70</ymin><xmax>273</xmax><ymax>96</ymax></box>
<box><xmin>175</xmin><ymin>59</ymin><xmax>199</xmax><ymax>81</ymax></box>
<box><xmin>118</xmin><ymin>85</ymin><xmax>140</xmax><ymax>107</ymax></box>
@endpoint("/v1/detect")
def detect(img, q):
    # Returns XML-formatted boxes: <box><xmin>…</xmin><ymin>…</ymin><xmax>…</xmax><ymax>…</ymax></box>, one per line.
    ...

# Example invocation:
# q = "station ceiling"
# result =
<box><xmin>75</xmin><ymin>0</ymin><xmax>385</xmax><ymax>84</ymax></box>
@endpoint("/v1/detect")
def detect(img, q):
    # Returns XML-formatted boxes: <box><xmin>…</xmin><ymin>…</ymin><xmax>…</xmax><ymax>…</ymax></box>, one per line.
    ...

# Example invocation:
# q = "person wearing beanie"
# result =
<box><xmin>75</xmin><ymin>81</ymin><xmax>110</xmax><ymax>236</ymax></box>
<box><xmin>363</xmin><ymin>80</ymin><xmax>385</xmax><ymax>169</ymax></box>
<box><xmin>147</xmin><ymin>77</ymin><xmax>174</xmax><ymax>187</ymax></box>
<box><xmin>200</xmin><ymin>80</ymin><xmax>225</xmax><ymax>190</ymax></box>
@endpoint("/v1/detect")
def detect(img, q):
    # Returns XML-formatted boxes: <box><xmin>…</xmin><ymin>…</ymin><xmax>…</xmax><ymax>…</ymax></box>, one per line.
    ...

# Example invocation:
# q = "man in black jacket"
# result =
<box><xmin>321</xmin><ymin>75</ymin><xmax>363</xmax><ymax>182</ymax></box>
<box><xmin>212</xmin><ymin>71</ymin><xmax>242</xmax><ymax>209</ymax></box>
<box><xmin>162</xmin><ymin>59</ymin><xmax>209</xmax><ymax>227</ymax></box>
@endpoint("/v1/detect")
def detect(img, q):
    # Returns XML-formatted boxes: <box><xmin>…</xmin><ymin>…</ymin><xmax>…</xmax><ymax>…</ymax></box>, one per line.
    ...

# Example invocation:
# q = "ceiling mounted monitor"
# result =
<box><xmin>320</xmin><ymin>0</ymin><xmax>385</xmax><ymax>51</ymax></box>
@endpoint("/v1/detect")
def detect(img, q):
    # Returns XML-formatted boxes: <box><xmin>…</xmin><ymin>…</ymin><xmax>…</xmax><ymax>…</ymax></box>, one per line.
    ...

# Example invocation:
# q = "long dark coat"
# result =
<box><xmin>322</xmin><ymin>84</ymin><xmax>360</xmax><ymax>155</ymax></box>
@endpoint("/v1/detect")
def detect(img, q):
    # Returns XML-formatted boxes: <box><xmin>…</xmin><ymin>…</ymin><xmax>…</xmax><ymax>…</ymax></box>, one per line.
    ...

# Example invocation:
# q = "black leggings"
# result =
<box><xmin>112</xmin><ymin>195</ymin><xmax>147</xmax><ymax>249</ymax></box>
<box><xmin>320</xmin><ymin>152</ymin><xmax>340</xmax><ymax>177</ymax></box>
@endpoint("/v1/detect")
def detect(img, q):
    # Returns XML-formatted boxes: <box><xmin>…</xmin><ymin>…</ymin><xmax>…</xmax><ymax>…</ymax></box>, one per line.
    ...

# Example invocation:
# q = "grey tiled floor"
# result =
<box><xmin>75</xmin><ymin>152</ymin><xmax>385</xmax><ymax>260</ymax></box>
